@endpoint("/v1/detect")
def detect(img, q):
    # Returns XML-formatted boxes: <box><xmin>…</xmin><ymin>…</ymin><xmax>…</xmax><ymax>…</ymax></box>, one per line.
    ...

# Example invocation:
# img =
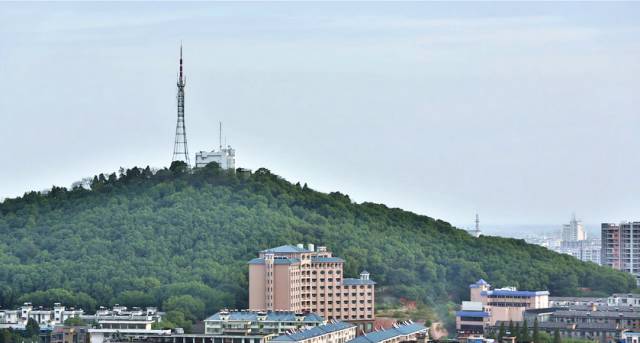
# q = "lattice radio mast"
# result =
<box><xmin>172</xmin><ymin>44</ymin><xmax>190</xmax><ymax>166</ymax></box>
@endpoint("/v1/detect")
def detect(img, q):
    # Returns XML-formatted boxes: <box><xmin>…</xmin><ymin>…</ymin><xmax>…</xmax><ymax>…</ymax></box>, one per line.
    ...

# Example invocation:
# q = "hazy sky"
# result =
<box><xmin>1</xmin><ymin>2</ymin><xmax>639</xmax><ymax>228</ymax></box>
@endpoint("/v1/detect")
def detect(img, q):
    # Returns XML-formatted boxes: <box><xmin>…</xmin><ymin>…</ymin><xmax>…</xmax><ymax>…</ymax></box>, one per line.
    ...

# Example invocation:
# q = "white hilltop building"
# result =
<box><xmin>195</xmin><ymin>146</ymin><xmax>235</xmax><ymax>170</ymax></box>
<box><xmin>195</xmin><ymin>123</ymin><xmax>236</xmax><ymax>170</ymax></box>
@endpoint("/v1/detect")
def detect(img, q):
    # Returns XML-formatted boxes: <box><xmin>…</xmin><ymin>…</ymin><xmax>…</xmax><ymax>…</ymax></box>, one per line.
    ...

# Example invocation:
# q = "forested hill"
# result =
<box><xmin>0</xmin><ymin>163</ymin><xmax>635</xmax><ymax>322</ymax></box>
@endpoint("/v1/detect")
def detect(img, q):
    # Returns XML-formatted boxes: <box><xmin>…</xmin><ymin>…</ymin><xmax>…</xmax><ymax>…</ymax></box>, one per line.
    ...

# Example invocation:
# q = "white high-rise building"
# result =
<box><xmin>561</xmin><ymin>214</ymin><xmax>586</xmax><ymax>242</ymax></box>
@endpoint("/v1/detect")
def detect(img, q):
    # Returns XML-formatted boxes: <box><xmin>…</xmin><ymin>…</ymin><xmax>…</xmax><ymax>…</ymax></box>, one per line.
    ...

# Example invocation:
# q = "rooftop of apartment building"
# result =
<box><xmin>272</xmin><ymin>321</ymin><xmax>355</xmax><ymax>342</ymax></box>
<box><xmin>611</xmin><ymin>293</ymin><xmax>640</xmax><ymax>298</ymax></box>
<box><xmin>349</xmin><ymin>322</ymin><xmax>428</xmax><ymax>343</ymax></box>
<box><xmin>205</xmin><ymin>310</ymin><xmax>324</xmax><ymax>322</ymax></box>
<box><xmin>549</xmin><ymin>297</ymin><xmax>605</xmax><ymax>302</ymax></box>
<box><xmin>468</xmin><ymin>279</ymin><xmax>549</xmax><ymax>297</ymax></box>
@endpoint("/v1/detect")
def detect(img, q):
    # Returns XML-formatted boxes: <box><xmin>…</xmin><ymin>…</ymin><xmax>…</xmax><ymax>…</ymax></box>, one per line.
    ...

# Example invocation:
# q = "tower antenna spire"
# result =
<box><xmin>172</xmin><ymin>43</ymin><xmax>190</xmax><ymax>167</ymax></box>
<box><xmin>219</xmin><ymin>121</ymin><xmax>223</xmax><ymax>151</ymax></box>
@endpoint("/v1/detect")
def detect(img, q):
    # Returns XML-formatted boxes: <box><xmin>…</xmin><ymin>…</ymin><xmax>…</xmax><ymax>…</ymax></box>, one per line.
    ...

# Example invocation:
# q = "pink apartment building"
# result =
<box><xmin>248</xmin><ymin>244</ymin><xmax>375</xmax><ymax>331</ymax></box>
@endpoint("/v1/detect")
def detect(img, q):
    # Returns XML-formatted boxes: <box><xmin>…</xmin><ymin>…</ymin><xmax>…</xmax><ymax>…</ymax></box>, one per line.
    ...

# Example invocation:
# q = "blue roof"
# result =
<box><xmin>311</xmin><ymin>257</ymin><xmax>345</xmax><ymax>263</ymax></box>
<box><xmin>456</xmin><ymin>311</ymin><xmax>490</xmax><ymax>318</ymax></box>
<box><xmin>272</xmin><ymin>322</ymin><xmax>355</xmax><ymax>342</ymax></box>
<box><xmin>343</xmin><ymin>278</ymin><xmax>376</xmax><ymax>286</ymax></box>
<box><xmin>262</xmin><ymin>245</ymin><xmax>310</xmax><ymax>253</ymax></box>
<box><xmin>205</xmin><ymin>311</ymin><xmax>323</xmax><ymax>322</ymax></box>
<box><xmin>469</xmin><ymin>279</ymin><xmax>491</xmax><ymax>288</ymax></box>
<box><xmin>481</xmin><ymin>290</ymin><xmax>550</xmax><ymax>297</ymax></box>
<box><xmin>247</xmin><ymin>257</ymin><xmax>301</xmax><ymax>265</ymax></box>
<box><xmin>348</xmin><ymin>323</ymin><xmax>427</xmax><ymax>343</ymax></box>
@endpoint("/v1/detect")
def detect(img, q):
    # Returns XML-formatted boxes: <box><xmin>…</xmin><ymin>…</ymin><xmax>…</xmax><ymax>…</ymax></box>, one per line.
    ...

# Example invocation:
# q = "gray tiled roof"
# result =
<box><xmin>272</xmin><ymin>321</ymin><xmax>355</xmax><ymax>342</ymax></box>
<box><xmin>261</xmin><ymin>245</ymin><xmax>310</xmax><ymax>253</ymax></box>
<box><xmin>311</xmin><ymin>257</ymin><xmax>345</xmax><ymax>263</ymax></box>
<box><xmin>205</xmin><ymin>311</ymin><xmax>323</xmax><ymax>323</ymax></box>
<box><xmin>343</xmin><ymin>278</ymin><xmax>376</xmax><ymax>286</ymax></box>
<box><xmin>348</xmin><ymin>323</ymin><xmax>427</xmax><ymax>343</ymax></box>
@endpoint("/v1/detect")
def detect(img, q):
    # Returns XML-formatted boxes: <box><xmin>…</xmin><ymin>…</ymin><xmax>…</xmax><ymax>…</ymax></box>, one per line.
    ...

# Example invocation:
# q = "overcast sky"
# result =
<box><xmin>1</xmin><ymin>2</ymin><xmax>639</xmax><ymax>229</ymax></box>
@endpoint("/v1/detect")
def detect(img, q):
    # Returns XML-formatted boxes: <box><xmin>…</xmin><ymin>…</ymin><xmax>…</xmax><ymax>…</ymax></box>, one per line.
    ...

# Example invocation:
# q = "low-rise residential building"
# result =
<box><xmin>204</xmin><ymin>310</ymin><xmax>325</xmax><ymax>336</ymax></box>
<box><xmin>608</xmin><ymin>294</ymin><xmax>640</xmax><ymax>307</ymax></box>
<box><xmin>0</xmin><ymin>303</ymin><xmax>84</xmax><ymax>329</ymax></box>
<box><xmin>496</xmin><ymin>303</ymin><xmax>640</xmax><ymax>343</ymax></box>
<box><xmin>271</xmin><ymin>321</ymin><xmax>356</xmax><ymax>343</ymax></box>
<box><xmin>549</xmin><ymin>297</ymin><xmax>605</xmax><ymax>307</ymax></box>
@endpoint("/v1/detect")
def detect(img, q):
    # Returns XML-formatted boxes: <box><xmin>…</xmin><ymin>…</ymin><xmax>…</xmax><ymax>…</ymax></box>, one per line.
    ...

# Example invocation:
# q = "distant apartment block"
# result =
<box><xmin>601</xmin><ymin>222</ymin><xmax>640</xmax><ymax>285</ymax></box>
<box><xmin>562</xmin><ymin>214</ymin><xmax>586</xmax><ymax>242</ymax></box>
<box><xmin>456</xmin><ymin>279</ymin><xmax>549</xmax><ymax>336</ymax></box>
<box><xmin>560</xmin><ymin>239</ymin><xmax>601</xmax><ymax>265</ymax></box>
<box><xmin>248</xmin><ymin>244</ymin><xmax>375</xmax><ymax>331</ymax></box>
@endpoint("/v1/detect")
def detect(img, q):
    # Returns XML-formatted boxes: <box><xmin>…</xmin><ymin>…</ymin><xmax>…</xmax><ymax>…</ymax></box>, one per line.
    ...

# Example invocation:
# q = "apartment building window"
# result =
<box><xmin>328</xmin><ymin>270</ymin><xmax>333</xmax><ymax>274</ymax></box>
<box><xmin>351</xmin><ymin>293</ymin><xmax>357</xmax><ymax>296</ymax></box>
<box><xmin>336</xmin><ymin>271</ymin><xmax>341</xmax><ymax>274</ymax></box>
<box><xmin>328</xmin><ymin>278</ymin><xmax>333</xmax><ymax>282</ymax></box>
<box><xmin>360</xmin><ymin>300</ymin><xmax>364</xmax><ymax>304</ymax></box>
<box><xmin>320</xmin><ymin>271</ymin><xmax>325</xmax><ymax>274</ymax></box>
<box><xmin>352</xmin><ymin>300</ymin><xmax>357</xmax><ymax>304</ymax></box>
<box><xmin>367</xmin><ymin>300</ymin><xmax>372</xmax><ymax>304</ymax></box>
<box><xmin>336</xmin><ymin>301</ymin><xmax>341</xmax><ymax>304</ymax></box>
<box><xmin>320</xmin><ymin>278</ymin><xmax>325</xmax><ymax>282</ymax></box>
<box><xmin>336</xmin><ymin>278</ymin><xmax>341</xmax><ymax>283</ymax></box>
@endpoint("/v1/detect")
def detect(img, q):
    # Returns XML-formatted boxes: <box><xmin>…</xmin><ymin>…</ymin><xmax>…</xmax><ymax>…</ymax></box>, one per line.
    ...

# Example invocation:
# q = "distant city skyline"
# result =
<box><xmin>1</xmin><ymin>2</ymin><xmax>639</xmax><ymax>227</ymax></box>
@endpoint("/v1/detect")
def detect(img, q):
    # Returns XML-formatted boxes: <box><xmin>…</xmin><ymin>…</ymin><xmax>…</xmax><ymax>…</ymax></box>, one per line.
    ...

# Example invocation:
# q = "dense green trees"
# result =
<box><xmin>0</xmin><ymin>163</ymin><xmax>636</xmax><ymax>326</ymax></box>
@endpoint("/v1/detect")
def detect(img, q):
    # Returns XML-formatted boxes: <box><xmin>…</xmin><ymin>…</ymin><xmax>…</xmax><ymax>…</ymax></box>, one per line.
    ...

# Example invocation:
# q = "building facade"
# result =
<box><xmin>248</xmin><ymin>245</ymin><xmax>375</xmax><ymax>331</ymax></box>
<box><xmin>601</xmin><ymin>222</ymin><xmax>640</xmax><ymax>285</ymax></box>
<box><xmin>608</xmin><ymin>294</ymin><xmax>640</xmax><ymax>307</ymax></box>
